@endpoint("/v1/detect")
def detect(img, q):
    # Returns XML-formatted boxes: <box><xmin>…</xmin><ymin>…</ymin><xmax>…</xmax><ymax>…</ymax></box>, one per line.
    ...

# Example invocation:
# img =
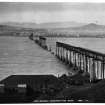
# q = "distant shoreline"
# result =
<box><xmin>0</xmin><ymin>35</ymin><xmax>105</xmax><ymax>38</ymax></box>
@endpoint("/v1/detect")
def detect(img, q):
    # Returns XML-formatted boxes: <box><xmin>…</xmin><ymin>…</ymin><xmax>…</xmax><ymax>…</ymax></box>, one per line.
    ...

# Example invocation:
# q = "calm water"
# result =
<box><xmin>0</xmin><ymin>36</ymin><xmax>105</xmax><ymax>81</ymax></box>
<box><xmin>0</xmin><ymin>37</ymin><xmax>69</xmax><ymax>81</ymax></box>
<box><xmin>47</xmin><ymin>37</ymin><xmax>105</xmax><ymax>54</ymax></box>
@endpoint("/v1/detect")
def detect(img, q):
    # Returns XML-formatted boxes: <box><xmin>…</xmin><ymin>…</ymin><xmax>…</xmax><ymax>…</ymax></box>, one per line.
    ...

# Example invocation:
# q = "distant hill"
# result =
<box><xmin>2</xmin><ymin>22</ymin><xmax>105</xmax><ymax>30</ymax></box>
<box><xmin>0</xmin><ymin>24</ymin><xmax>23</xmax><ymax>31</ymax></box>
<box><xmin>37</xmin><ymin>21</ymin><xmax>86</xmax><ymax>29</ymax></box>
<box><xmin>2</xmin><ymin>21</ymin><xmax>86</xmax><ymax>29</ymax></box>
<box><xmin>0</xmin><ymin>22</ymin><xmax>105</xmax><ymax>37</ymax></box>
<box><xmin>0</xmin><ymin>24</ymin><xmax>33</xmax><ymax>32</ymax></box>
<box><xmin>47</xmin><ymin>23</ymin><xmax>105</xmax><ymax>37</ymax></box>
<box><xmin>2</xmin><ymin>22</ymin><xmax>37</xmax><ymax>29</ymax></box>
<box><xmin>0</xmin><ymin>24</ymin><xmax>35</xmax><ymax>37</ymax></box>
<box><xmin>71</xmin><ymin>23</ymin><xmax>105</xmax><ymax>30</ymax></box>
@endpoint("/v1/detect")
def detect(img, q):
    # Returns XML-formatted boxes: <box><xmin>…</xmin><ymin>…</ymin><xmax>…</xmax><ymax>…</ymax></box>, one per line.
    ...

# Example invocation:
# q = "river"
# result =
<box><xmin>47</xmin><ymin>37</ymin><xmax>105</xmax><ymax>54</ymax></box>
<box><xmin>0</xmin><ymin>36</ymin><xmax>105</xmax><ymax>81</ymax></box>
<box><xmin>0</xmin><ymin>36</ymin><xmax>69</xmax><ymax>81</ymax></box>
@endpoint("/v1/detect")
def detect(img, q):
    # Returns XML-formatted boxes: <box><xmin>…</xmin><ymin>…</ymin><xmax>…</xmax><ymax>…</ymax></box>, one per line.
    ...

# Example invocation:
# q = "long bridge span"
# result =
<box><xmin>56</xmin><ymin>42</ymin><xmax>105</xmax><ymax>82</ymax></box>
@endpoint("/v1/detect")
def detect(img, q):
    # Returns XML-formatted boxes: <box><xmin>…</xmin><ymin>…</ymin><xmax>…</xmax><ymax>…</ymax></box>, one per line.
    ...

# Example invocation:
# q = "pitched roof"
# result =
<box><xmin>0</xmin><ymin>75</ymin><xmax>58</xmax><ymax>87</ymax></box>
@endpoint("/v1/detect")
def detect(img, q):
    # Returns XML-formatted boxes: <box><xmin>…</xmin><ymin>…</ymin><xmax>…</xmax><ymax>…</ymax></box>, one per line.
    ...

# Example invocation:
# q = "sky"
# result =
<box><xmin>0</xmin><ymin>2</ymin><xmax>105</xmax><ymax>24</ymax></box>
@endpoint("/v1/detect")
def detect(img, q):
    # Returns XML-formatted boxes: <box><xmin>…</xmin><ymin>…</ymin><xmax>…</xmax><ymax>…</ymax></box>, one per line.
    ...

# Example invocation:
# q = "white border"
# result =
<box><xmin>0</xmin><ymin>0</ymin><xmax>105</xmax><ymax>3</ymax></box>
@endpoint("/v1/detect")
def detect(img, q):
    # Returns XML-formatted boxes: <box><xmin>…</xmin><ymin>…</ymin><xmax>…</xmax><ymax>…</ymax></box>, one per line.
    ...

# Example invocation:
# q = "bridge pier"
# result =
<box><xmin>56</xmin><ymin>42</ymin><xmax>105</xmax><ymax>82</ymax></box>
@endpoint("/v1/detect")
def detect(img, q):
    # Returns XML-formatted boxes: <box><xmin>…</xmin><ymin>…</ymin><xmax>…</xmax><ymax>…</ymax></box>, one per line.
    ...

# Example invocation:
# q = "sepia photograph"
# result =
<box><xmin>0</xmin><ymin>1</ymin><xmax>105</xmax><ymax>103</ymax></box>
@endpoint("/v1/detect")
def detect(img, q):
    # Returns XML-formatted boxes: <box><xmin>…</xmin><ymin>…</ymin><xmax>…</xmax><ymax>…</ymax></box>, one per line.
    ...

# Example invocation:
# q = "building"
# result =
<box><xmin>0</xmin><ymin>75</ymin><xmax>61</xmax><ymax>102</ymax></box>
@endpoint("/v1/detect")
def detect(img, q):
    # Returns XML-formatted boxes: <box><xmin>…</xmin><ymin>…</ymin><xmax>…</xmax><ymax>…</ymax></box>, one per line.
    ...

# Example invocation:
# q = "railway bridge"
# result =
<box><xmin>56</xmin><ymin>42</ymin><xmax>105</xmax><ymax>82</ymax></box>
